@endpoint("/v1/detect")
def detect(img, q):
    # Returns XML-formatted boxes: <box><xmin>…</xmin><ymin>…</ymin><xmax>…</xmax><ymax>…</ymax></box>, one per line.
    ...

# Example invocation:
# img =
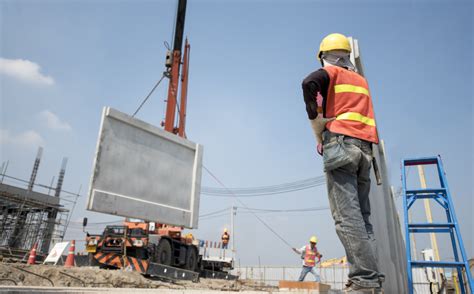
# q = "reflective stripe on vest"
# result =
<box><xmin>304</xmin><ymin>245</ymin><xmax>316</xmax><ymax>267</ymax></box>
<box><xmin>335</xmin><ymin>84</ymin><xmax>369</xmax><ymax>96</ymax></box>
<box><xmin>336</xmin><ymin>112</ymin><xmax>375</xmax><ymax>127</ymax></box>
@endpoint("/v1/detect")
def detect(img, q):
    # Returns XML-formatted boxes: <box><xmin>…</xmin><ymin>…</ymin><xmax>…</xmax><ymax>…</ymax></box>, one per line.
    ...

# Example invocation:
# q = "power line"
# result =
<box><xmin>199</xmin><ymin>213</ymin><xmax>229</xmax><ymax>221</ymax></box>
<box><xmin>202</xmin><ymin>165</ymin><xmax>295</xmax><ymax>250</ymax></box>
<box><xmin>202</xmin><ymin>184</ymin><xmax>324</xmax><ymax>197</ymax></box>
<box><xmin>201</xmin><ymin>176</ymin><xmax>326</xmax><ymax>197</ymax></box>
<box><xmin>237</xmin><ymin>206</ymin><xmax>329</xmax><ymax>213</ymax></box>
<box><xmin>198</xmin><ymin>207</ymin><xmax>330</xmax><ymax>221</ymax></box>
<box><xmin>199</xmin><ymin>207</ymin><xmax>230</xmax><ymax>218</ymax></box>
<box><xmin>203</xmin><ymin>176</ymin><xmax>324</xmax><ymax>192</ymax></box>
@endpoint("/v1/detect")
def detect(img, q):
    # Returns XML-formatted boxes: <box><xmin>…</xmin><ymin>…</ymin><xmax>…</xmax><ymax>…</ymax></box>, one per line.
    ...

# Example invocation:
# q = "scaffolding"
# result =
<box><xmin>0</xmin><ymin>148</ymin><xmax>80</xmax><ymax>259</ymax></box>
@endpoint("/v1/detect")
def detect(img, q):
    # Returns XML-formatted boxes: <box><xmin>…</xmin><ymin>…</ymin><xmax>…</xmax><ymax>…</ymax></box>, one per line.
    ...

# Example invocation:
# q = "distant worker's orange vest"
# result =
<box><xmin>322</xmin><ymin>66</ymin><xmax>379</xmax><ymax>144</ymax></box>
<box><xmin>304</xmin><ymin>245</ymin><xmax>317</xmax><ymax>267</ymax></box>
<box><xmin>222</xmin><ymin>233</ymin><xmax>229</xmax><ymax>245</ymax></box>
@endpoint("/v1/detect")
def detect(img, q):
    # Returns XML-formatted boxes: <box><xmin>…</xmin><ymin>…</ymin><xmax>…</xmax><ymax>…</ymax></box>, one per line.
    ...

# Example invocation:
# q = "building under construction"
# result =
<box><xmin>0</xmin><ymin>147</ymin><xmax>78</xmax><ymax>259</ymax></box>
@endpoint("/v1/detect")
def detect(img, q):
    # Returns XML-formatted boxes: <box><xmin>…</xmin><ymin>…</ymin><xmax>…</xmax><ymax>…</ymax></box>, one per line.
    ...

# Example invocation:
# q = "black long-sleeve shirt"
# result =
<box><xmin>301</xmin><ymin>69</ymin><xmax>330</xmax><ymax>120</ymax></box>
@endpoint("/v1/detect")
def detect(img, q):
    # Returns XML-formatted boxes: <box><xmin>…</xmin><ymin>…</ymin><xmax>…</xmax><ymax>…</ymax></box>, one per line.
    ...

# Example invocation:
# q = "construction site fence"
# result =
<box><xmin>233</xmin><ymin>265</ymin><xmax>436</xmax><ymax>292</ymax></box>
<box><xmin>233</xmin><ymin>265</ymin><xmax>350</xmax><ymax>290</ymax></box>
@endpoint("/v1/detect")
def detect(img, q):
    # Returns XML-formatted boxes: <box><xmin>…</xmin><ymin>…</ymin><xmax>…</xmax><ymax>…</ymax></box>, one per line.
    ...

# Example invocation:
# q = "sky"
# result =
<box><xmin>0</xmin><ymin>0</ymin><xmax>472</xmax><ymax>267</ymax></box>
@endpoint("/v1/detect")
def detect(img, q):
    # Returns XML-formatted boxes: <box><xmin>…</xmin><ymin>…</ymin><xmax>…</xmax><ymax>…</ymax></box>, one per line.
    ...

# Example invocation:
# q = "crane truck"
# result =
<box><xmin>84</xmin><ymin>220</ymin><xmax>235</xmax><ymax>281</ymax></box>
<box><xmin>84</xmin><ymin>0</ymin><xmax>235</xmax><ymax>281</ymax></box>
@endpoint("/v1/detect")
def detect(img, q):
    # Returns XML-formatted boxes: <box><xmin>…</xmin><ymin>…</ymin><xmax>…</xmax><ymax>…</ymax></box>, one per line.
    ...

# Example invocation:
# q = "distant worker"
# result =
<box><xmin>221</xmin><ymin>228</ymin><xmax>230</xmax><ymax>249</ymax></box>
<box><xmin>301</xmin><ymin>33</ymin><xmax>384</xmax><ymax>291</ymax></box>
<box><xmin>184</xmin><ymin>233</ymin><xmax>199</xmax><ymax>246</ymax></box>
<box><xmin>185</xmin><ymin>233</ymin><xmax>194</xmax><ymax>243</ymax></box>
<box><xmin>292</xmin><ymin>236</ymin><xmax>322</xmax><ymax>282</ymax></box>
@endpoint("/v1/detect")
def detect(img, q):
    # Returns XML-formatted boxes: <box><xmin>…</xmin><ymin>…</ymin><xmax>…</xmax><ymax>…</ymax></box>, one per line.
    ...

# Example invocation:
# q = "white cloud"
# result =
<box><xmin>0</xmin><ymin>129</ymin><xmax>45</xmax><ymax>148</ymax></box>
<box><xmin>39</xmin><ymin>110</ymin><xmax>72</xmax><ymax>131</ymax></box>
<box><xmin>0</xmin><ymin>57</ymin><xmax>55</xmax><ymax>85</ymax></box>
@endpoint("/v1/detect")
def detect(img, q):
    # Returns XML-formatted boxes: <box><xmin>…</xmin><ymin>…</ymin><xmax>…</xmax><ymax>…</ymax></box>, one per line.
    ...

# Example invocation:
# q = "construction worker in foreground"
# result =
<box><xmin>221</xmin><ymin>228</ymin><xmax>230</xmax><ymax>249</ymax></box>
<box><xmin>293</xmin><ymin>236</ymin><xmax>323</xmax><ymax>282</ymax></box>
<box><xmin>301</xmin><ymin>33</ymin><xmax>384</xmax><ymax>291</ymax></box>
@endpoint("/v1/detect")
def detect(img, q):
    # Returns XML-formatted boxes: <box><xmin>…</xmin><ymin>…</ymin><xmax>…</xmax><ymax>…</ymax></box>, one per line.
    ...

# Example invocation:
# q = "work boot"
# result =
<box><xmin>343</xmin><ymin>287</ymin><xmax>383</xmax><ymax>294</ymax></box>
<box><xmin>343</xmin><ymin>281</ymin><xmax>383</xmax><ymax>294</ymax></box>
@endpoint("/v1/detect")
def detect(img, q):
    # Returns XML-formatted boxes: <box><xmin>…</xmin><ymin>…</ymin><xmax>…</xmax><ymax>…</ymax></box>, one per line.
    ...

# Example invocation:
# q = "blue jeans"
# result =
<box><xmin>323</xmin><ymin>131</ymin><xmax>384</xmax><ymax>288</ymax></box>
<box><xmin>298</xmin><ymin>266</ymin><xmax>320</xmax><ymax>282</ymax></box>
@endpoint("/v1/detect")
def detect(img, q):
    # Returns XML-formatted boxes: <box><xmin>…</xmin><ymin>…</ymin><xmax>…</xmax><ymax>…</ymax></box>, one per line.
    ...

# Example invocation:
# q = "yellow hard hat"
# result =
<box><xmin>317</xmin><ymin>33</ymin><xmax>351</xmax><ymax>60</ymax></box>
<box><xmin>224</xmin><ymin>228</ymin><xmax>228</xmax><ymax>233</ymax></box>
<box><xmin>310</xmin><ymin>236</ymin><xmax>318</xmax><ymax>243</ymax></box>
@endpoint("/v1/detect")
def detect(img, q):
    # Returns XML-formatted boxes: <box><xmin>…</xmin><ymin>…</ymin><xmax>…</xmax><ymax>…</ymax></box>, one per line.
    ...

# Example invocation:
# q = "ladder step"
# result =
<box><xmin>408</xmin><ymin>223</ymin><xmax>454</xmax><ymax>228</ymax></box>
<box><xmin>405</xmin><ymin>188</ymin><xmax>446</xmax><ymax>195</ymax></box>
<box><xmin>403</xmin><ymin>157</ymin><xmax>438</xmax><ymax>166</ymax></box>
<box><xmin>411</xmin><ymin>261</ymin><xmax>465</xmax><ymax>268</ymax></box>
<box><xmin>408</xmin><ymin>228</ymin><xmax>451</xmax><ymax>233</ymax></box>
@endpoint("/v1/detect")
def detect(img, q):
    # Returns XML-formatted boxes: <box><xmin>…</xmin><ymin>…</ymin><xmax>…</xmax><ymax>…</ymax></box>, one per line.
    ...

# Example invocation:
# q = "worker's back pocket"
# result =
<box><xmin>322</xmin><ymin>137</ymin><xmax>354</xmax><ymax>172</ymax></box>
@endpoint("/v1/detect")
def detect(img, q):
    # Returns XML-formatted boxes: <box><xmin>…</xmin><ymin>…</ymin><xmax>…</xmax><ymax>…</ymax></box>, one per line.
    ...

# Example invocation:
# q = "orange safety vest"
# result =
<box><xmin>304</xmin><ymin>245</ymin><xmax>317</xmax><ymax>267</ymax></box>
<box><xmin>222</xmin><ymin>233</ymin><xmax>229</xmax><ymax>244</ymax></box>
<box><xmin>322</xmin><ymin>66</ymin><xmax>379</xmax><ymax>144</ymax></box>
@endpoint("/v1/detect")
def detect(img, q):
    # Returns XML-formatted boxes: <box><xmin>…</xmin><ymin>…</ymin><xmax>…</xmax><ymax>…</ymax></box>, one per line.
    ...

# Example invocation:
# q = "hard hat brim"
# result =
<box><xmin>317</xmin><ymin>33</ymin><xmax>352</xmax><ymax>61</ymax></box>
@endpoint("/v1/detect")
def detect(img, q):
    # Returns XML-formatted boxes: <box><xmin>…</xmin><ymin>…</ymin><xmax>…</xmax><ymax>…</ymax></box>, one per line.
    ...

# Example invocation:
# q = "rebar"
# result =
<box><xmin>11</xmin><ymin>266</ymin><xmax>54</xmax><ymax>286</ymax></box>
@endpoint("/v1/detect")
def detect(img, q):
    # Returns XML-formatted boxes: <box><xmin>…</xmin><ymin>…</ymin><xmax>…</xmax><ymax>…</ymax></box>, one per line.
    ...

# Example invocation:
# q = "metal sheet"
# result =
<box><xmin>87</xmin><ymin>107</ymin><xmax>203</xmax><ymax>228</ymax></box>
<box><xmin>349</xmin><ymin>37</ymin><xmax>408</xmax><ymax>293</ymax></box>
<box><xmin>147</xmin><ymin>262</ymin><xmax>200</xmax><ymax>282</ymax></box>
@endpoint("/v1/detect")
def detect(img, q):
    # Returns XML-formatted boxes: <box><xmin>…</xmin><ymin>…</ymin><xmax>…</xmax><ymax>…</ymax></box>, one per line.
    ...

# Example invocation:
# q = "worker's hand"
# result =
<box><xmin>310</xmin><ymin>117</ymin><xmax>335</xmax><ymax>144</ymax></box>
<box><xmin>316</xmin><ymin>143</ymin><xmax>323</xmax><ymax>156</ymax></box>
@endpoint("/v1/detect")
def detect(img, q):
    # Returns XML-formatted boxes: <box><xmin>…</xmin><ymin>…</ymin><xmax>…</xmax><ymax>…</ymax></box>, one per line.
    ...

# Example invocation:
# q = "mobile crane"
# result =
<box><xmin>84</xmin><ymin>0</ymin><xmax>235</xmax><ymax>281</ymax></box>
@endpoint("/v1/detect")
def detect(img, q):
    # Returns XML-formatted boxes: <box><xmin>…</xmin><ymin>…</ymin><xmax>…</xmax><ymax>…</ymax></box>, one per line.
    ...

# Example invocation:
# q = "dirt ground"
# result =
<box><xmin>0</xmin><ymin>262</ymin><xmax>274</xmax><ymax>291</ymax></box>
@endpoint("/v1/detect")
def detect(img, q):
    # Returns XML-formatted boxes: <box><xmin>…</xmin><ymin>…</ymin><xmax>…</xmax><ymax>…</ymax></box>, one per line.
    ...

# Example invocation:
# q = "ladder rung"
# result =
<box><xmin>409</xmin><ymin>228</ymin><xmax>451</xmax><ymax>233</ymax></box>
<box><xmin>411</xmin><ymin>261</ymin><xmax>465</xmax><ymax>268</ymax></box>
<box><xmin>403</xmin><ymin>157</ymin><xmax>438</xmax><ymax>166</ymax></box>
<box><xmin>408</xmin><ymin>223</ymin><xmax>454</xmax><ymax>228</ymax></box>
<box><xmin>406</xmin><ymin>188</ymin><xmax>446</xmax><ymax>195</ymax></box>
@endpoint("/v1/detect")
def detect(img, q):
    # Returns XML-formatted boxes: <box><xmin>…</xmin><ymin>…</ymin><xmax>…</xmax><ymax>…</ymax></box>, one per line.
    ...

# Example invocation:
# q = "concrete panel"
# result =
<box><xmin>349</xmin><ymin>37</ymin><xmax>409</xmax><ymax>293</ymax></box>
<box><xmin>87</xmin><ymin>107</ymin><xmax>203</xmax><ymax>228</ymax></box>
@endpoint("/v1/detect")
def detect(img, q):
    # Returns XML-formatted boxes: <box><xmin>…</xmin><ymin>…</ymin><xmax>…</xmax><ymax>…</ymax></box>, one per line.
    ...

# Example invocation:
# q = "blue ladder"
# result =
<box><xmin>402</xmin><ymin>156</ymin><xmax>473</xmax><ymax>294</ymax></box>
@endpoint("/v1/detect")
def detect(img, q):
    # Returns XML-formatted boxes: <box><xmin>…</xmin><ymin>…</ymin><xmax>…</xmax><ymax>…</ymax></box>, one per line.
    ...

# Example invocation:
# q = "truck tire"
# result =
<box><xmin>185</xmin><ymin>246</ymin><xmax>197</xmax><ymax>271</ymax></box>
<box><xmin>155</xmin><ymin>239</ymin><xmax>172</xmax><ymax>266</ymax></box>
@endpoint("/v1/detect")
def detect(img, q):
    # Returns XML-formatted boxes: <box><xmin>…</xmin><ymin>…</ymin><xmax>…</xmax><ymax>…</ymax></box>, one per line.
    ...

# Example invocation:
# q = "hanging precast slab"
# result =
<box><xmin>87</xmin><ymin>107</ymin><xmax>203</xmax><ymax>228</ymax></box>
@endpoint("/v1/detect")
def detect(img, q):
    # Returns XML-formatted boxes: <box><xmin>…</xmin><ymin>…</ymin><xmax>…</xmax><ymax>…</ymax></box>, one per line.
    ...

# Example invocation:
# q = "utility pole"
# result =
<box><xmin>231</xmin><ymin>205</ymin><xmax>236</xmax><ymax>254</ymax></box>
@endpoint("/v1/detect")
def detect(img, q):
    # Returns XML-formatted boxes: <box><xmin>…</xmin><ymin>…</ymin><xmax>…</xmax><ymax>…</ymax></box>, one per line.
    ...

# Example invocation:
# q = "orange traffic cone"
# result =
<box><xmin>27</xmin><ymin>242</ymin><xmax>38</xmax><ymax>265</ymax></box>
<box><xmin>64</xmin><ymin>240</ymin><xmax>75</xmax><ymax>267</ymax></box>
